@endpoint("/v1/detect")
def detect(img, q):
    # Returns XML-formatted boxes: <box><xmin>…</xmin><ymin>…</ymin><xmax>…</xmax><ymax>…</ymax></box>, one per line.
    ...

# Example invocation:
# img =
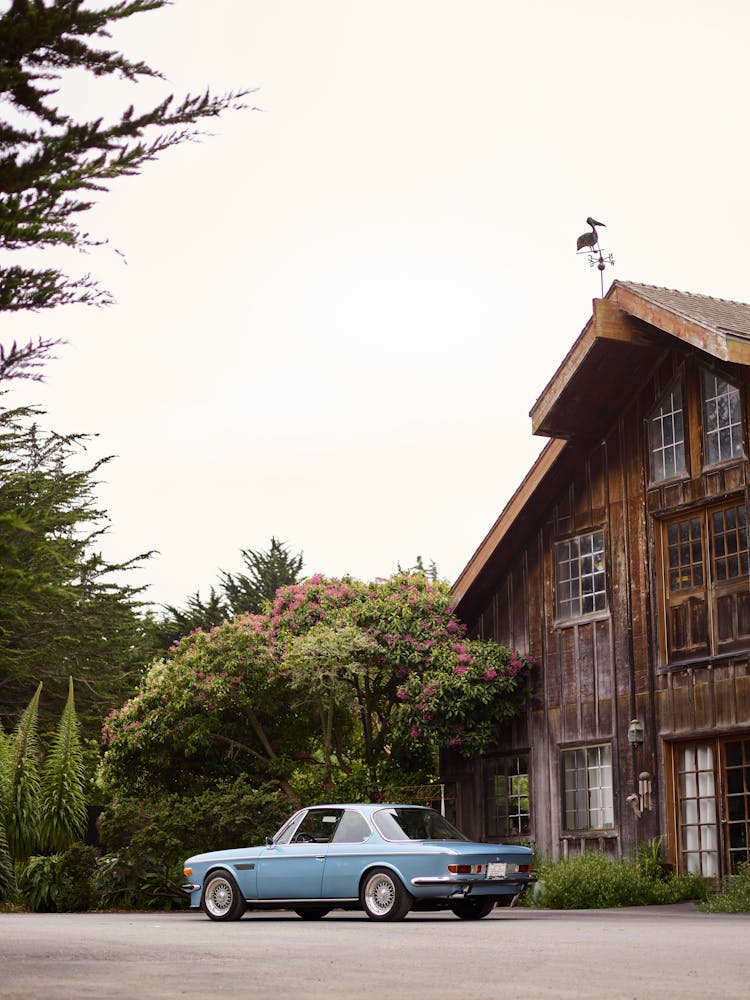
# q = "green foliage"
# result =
<box><xmin>5</xmin><ymin>682</ymin><xmax>42</xmax><ymax>862</ymax></box>
<box><xmin>222</xmin><ymin>537</ymin><xmax>305</xmax><ymax>618</ymax></box>
<box><xmin>2</xmin><ymin>681</ymin><xmax>90</xmax><ymax>875</ymax></box>
<box><xmin>157</xmin><ymin>538</ymin><xmax>304</xmax><ymax>646</ymax></box>
<box><xmin>0</xmin><ymin>389</ymin><xmax>158</xmax><ymax>736</ymax></box>
<box><xmin>393</xmin><ymin>641</ymin><xmax>532</xmax><ymax>757</ymax></box>
<box><xmin>0</xmin><ymin>0</ymin><xmax>248</xmax><ymax>320</ymax></box>
<box><xmin>103</xmin><ymin>571</ymin><xmax>533</xmax><ymax>804</ymax></box>
<box><xmin>17</xmin><ymin>853</ymin><xmax>61</xmax><ymax>912</ymax></box>
<box><xmin>0</xmin><ymin>824</ymin><xmax>15</xmax><ymax>902</ymax></box>
<box><xmin>99</xmin><ymin>617</ymin><xmax>314</xmax><ymax>798</ymax></box>
<box><xmin>17</xmin><ymin>844</ymin><xmax>98</xmax><ymax>913</ymax></box>
<box><xmin>39</xmin><ymin>677</ymin><xmax>87</xmax><ymax>852</ymax></box>
<box><xmin>532</xmin><ymin>850</ymin><xmax>708</xmax><ymax>909</ymax></box>
<box><xmin>701</xmin><ymin>862</ymin><xmax>750</xmax><ymax>912</ymax></box>
<box><xmin>95</xmin><ymin>779</ymin><xmax>289</xmax><ymax>909</ymax></box>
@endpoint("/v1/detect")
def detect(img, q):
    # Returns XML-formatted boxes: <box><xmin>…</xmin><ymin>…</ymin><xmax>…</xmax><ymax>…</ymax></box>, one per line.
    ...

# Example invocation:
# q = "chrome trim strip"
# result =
<box><xmin>411</xmin><ymin>875</ymin><xmax>536</xmax><ymax>887</ymax></box>
<box><xmin>247</xmin><ymin>897</ymin><xmax>359</xmax><ymax>905</ymax></box>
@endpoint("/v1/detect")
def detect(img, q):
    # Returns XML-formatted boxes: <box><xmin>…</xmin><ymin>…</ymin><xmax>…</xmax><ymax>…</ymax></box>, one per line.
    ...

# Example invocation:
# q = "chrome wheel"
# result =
<box><xmin>360</xmin><ymin>867</ymin><xmax>412</xmax><ymax>921</ymax></box>
<box><xmin>201</xmin><ymin>869</ymin><xmax>245</xmax><ymax>921</ymax></box>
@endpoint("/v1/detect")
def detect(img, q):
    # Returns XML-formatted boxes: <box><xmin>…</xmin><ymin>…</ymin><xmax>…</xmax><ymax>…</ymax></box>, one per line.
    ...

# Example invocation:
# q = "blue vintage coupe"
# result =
<box><xmin>183</xmin><ymin>803</ymin><xmax>534</xmax><ymax>921</ymax></box>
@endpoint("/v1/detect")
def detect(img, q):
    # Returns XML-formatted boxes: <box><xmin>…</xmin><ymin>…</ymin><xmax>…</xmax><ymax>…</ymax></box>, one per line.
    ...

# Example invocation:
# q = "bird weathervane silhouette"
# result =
<box><xmin>576</xmin><ymin>216</ymin><xmax>614</xmax><ymax>296</ymax></box>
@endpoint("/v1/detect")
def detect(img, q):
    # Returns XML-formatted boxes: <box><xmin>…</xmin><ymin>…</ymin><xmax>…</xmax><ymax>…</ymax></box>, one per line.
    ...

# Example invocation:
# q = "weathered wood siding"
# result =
<box><xmin>448</xmin><ymin>341</ymin><xmax>750</xmax><ymax>862</ymax></box>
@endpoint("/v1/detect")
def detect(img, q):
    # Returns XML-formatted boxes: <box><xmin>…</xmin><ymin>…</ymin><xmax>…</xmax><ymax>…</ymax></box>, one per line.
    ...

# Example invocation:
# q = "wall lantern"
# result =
<box><xmin>627</xmin><ymin>718</ymin><xmax>645</xmax><ymax>748</ymax></box>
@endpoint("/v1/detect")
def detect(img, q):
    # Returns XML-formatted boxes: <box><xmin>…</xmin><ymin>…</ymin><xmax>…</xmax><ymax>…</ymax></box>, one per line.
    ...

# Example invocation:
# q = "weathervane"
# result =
<box><xmin>576</xmin><ymin>216</ymin><xmax>614</xmax><ymax>296</ymax></box>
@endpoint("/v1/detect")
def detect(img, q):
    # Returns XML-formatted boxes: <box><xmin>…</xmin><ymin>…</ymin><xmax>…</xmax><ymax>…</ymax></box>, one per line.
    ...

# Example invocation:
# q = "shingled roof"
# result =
<box><xmin>616</xmin><ymin>281</ymin><xmax>750</xmax><ymax>342</ymax></box>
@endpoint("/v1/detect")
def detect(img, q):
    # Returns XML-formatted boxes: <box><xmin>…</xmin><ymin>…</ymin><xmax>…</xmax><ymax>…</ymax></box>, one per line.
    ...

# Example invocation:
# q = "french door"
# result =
<box><xmin>673</xmin><ymin>736</ymin><xmax>750</xmax><ymax>877</ymax></box>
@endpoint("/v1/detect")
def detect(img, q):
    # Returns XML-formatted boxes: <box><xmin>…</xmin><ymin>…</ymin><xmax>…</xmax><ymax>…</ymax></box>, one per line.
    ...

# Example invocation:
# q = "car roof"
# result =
<box><xmin>303</xmin><ymin>803</ymin><xmax>433</xmax><ymax>813</ymax></box>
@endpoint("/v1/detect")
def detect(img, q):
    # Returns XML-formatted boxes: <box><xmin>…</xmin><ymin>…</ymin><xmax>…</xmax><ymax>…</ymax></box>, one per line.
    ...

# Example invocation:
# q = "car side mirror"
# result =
<box><xmin>265</xmin><ymin>836</ymin><xmax>274</xmax><ymax>847</ymax></box>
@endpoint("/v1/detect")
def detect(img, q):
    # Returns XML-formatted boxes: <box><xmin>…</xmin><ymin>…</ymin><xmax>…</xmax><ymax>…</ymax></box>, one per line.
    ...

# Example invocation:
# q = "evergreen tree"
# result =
<box><xmin>0</xmin><ymin>0</ymin><xmax>248</xmax><ymax>326</ymax></box>
<box><xmin>156</xmin><ymin>538</ymin><xmax>304</xmax><ymax>647</ymax></box>
<box><xmin>221</xmin><ymin>537</ymin><xmax>305</xmax><ymax>616</ymax></box>
<box><xmin>0</xmin><ymin>360</ymin><xmax>157</xmax><ymax>732</ymax></box>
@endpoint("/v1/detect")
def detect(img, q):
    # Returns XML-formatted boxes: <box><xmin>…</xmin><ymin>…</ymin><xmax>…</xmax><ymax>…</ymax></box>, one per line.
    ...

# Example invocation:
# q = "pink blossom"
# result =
<box><xmin>455</xmin><ymin>665</ymin><xmax>468</xmax><ymax>676</ymax></box>
<box><xmin>410</xmin><ymin>725</ymin><xmax>421</xmax><ymax>740</ymax></box>
<box><xmin>397</xmin><ymin>688</ymin><xmax>408</xmax><ymax>701</ymax></box>
<box><xmin>483</xmin><ymin>669</ymin><xmax>497</xmax><ymax>681</ymax></box>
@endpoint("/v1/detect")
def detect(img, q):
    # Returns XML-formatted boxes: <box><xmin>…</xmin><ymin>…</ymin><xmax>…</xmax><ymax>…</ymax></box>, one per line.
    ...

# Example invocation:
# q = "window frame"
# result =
<box><xmin>647</xmin><ymin>376</ymin><xmax>688</xmax><ymax>485</ymax></box>
<box><xmin>701</xmin><ymin>367</ymin><xmax>745</xmax><ymax>470</ymax></box>
<box><xmin>485</xmin><ymin>754</ymin><xmax>531</xmax><ymax>840</ymax></box>
<box><xmin>657</xmin><ymin>499</ymin><xmax>750</xmax><ymax>665</ymax></box>
<box><xmin>553</xmin><ymin>529</ymin><xmax>608</xmax><ymax>626</ymax></box>
<box><xmin>561</xmin><ymin>743</ymin><xmax>615</xmax><ymax>833</ymax></box>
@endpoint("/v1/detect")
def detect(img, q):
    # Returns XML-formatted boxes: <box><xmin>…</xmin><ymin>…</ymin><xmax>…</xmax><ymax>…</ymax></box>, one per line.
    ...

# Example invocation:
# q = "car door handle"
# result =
<box><xmin>316</xmin><ymin>856</ymin><xmax>325</xmax><ymax>862</ymax></box>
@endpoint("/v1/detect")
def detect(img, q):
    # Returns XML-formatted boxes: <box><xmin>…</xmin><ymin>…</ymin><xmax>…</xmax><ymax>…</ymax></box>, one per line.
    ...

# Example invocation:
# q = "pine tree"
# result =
<box><xmin>0</xmin><ymin>0</ymin><xmax>248</xmax><ymax>324</ymax></box>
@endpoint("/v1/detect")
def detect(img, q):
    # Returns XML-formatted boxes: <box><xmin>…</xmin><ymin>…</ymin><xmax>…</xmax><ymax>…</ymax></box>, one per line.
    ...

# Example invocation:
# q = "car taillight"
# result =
<box><xmin>519</xmin><ymin>864</ymin><xmax>530</xmax><ymax>873</ymax></box>
<box><xmin>447</xmin><ymin>864</ymin><xmax>484</xmax><ymax>874</ymax></box>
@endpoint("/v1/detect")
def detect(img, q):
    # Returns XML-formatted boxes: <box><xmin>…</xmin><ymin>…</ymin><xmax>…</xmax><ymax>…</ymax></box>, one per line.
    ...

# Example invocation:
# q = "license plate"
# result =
<box><xmin>486</xmin><ymin>862</ymin><xmax>507</xmax><ymax>879</ymax></box>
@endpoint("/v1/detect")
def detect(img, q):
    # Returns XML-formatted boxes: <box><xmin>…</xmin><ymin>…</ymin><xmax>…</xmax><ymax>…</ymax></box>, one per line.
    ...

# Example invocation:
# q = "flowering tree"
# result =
<box><xmin>99</xmin><ymin>616</ymin><xmax>313</xmax><ymax>801</ymax></box>
<box><xmin>100</xmin><ymin>573</ymin><xmax>534</xmax><ymax>804</ymax></box>
<box><xmin>274</xmin><ymin>573</ymin><xmax>533</xmax><ymax>796</ymax></box>
<box><xmin>392</xmin><ymin>641</ymin><xmax>533</xmax><ymax>757</ymax></box>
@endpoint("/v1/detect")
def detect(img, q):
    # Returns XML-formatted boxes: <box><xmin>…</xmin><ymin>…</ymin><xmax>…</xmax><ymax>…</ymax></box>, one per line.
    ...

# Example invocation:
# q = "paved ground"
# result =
<box><xmin>1</xmin><ymin>904</ymin><xmax>749</xmax><ymax>1000</ymax></box>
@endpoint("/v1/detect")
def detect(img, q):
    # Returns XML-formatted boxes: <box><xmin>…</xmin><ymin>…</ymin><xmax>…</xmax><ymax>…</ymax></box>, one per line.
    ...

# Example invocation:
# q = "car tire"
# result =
<box><xmin>201</xmin><ymin>869</ymin><xmax>246</xmax><ymax>921</ymax></box>
<box><xmin>293</xmin><ymin>907</ymin><xmax>331</xmax><ymax>920</ymax></box>
<box><xmin>449</xmin><ymin>897</ymin><xmax>496</xmax><ymax>920</ymax></box>
<box><xmin>360</xmin><ymin>868</ymin><xmax>412</xmax><ymax>921</ymax></box>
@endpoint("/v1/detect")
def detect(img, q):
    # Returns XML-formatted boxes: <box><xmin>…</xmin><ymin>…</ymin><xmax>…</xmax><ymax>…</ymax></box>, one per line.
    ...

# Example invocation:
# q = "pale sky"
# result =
<box><xmin>4</xmin><ymin>1</ymin><xmax>750</xmax><ymax>610</ymax></box>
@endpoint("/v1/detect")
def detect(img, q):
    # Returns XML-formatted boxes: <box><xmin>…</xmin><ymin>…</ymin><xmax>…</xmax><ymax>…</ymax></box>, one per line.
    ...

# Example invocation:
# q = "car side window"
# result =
<box><xmin>331</xmin><ymin>810</ymin><xmax>371</xmax><ymax>844</ymax></box>
<box><xmin>290</xmin><ymin>809</ymin><xmax>343</xmax><ymax>843</ymax></box>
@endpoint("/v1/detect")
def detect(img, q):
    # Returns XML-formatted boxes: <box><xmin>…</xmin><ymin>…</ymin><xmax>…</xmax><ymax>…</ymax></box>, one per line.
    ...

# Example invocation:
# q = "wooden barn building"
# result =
<box><xmin>445</xmin><ymin>280</ymin><xmax>750</xmax><ymax>878</ymax></box>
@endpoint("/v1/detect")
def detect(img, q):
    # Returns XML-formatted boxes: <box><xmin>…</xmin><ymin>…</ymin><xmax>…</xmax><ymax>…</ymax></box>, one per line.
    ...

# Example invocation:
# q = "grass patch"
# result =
<box><xmin>531</xmin><ymin>844</ymin><xmax>708</xmax><ymax>909</ymax></box>
<box><xmin>701</xmin><ymin>863</ymin><xmax>750</xmax><ymax>913</ymax></box>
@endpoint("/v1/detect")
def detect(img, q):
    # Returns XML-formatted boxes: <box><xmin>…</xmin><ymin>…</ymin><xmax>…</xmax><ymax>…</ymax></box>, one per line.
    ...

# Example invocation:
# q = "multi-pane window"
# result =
<box><xmin>702</xmin><ymin>370</ymin><xmax>743</xmax><ymax>466</ymax></box>
<box><xmin>554</xmin><ymin>531</ymin><xmax>607</xmax><ymax>622</ymax></box>
<box><xmin>649</xmin><ymin>381</ymin><xmax>686</xmax><ymax>482</ymax></box>
<box><xmin>712</xmin><ymin>506</ymin><xmax>749</xmax><ymax>582</ymax></box>
<box><xmin>725</xmin><ymin>739</ymin><xmax>750</xmax><ymax>873</ymax></box>
<box><xmin>486</xmin><ymin>755</ymin><xmax>530</xmax><ymax>839</ymax></box>
<box><xmin>662</xmin><ymin>502</ymin><xmax>750</xmax><ymax>661</ymax></box>
<box><xmin>562</xmin><ymin>745</ymin><xmax>614</xmax><ymax>832</ymax></box>
<box><xmin>678</xmin><ymin>745</ymin><xmax>719</xmax><ymax>877</ymax></box>
<box><xmin>666</xmin><ymin>516</ymin><xmax>704</xmax><ymax>592</ymax></box>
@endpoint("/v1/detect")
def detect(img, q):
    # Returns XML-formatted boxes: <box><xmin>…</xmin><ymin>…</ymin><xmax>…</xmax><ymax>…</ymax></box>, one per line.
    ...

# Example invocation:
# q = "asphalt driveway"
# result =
<box><xmin>1</xmin><ymin>904</ymin><xmax>748</xmax><ymax>1000</ymax></box>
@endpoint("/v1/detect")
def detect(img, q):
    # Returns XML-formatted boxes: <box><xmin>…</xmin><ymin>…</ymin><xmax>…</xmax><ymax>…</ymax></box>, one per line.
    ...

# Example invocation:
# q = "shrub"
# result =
<box><xmin>95</xmin><ymin>778</ymin><xmax>290</xmax><ymax>910</ymax></box>
<box><xmin>701</xmin><ymin>862</ymin><xmax>750</xmax><ymax>913</ymax></box>
<box><xmin>17</xmin><ymin>844</ymin><xmax>99</xmax><ymax>912</ymax></box>
<box><xmin>532</xmin><ymin>849</ymin><xmax>708</xmax><ymax>909</ymax></box>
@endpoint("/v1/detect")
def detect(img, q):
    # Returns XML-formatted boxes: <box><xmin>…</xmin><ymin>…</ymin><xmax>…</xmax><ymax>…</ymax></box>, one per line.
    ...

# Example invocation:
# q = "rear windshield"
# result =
<box><xmin>373</xmin><ymin>807</ymin><xmax>469</xmax><ymax>842</ymax></box>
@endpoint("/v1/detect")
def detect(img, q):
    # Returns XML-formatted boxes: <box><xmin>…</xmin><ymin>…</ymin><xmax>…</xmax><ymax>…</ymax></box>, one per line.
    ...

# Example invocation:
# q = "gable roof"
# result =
<box><xmin>451</xmin><ymin>280</ymin><xmax>750</xmax><ymax>617</ymax></box>
<box><xmin>617</xmin><ymin>281</ymin><xmax>750</xmax><ymax>345</ymax></box>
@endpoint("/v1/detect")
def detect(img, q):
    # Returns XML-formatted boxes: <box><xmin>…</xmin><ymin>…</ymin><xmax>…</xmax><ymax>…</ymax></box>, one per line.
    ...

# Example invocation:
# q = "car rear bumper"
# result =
<box><xmin>410</xmin><ymin>875</ymin><xmax>536</xmax><ymax>890</ymax></box>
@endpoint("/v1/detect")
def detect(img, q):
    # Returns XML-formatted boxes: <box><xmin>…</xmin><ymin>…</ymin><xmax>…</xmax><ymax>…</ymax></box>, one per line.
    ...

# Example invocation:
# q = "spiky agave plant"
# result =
<box><xmin>5</xmin><ymin>683</ymin><xmax>42</xmax><ymax>863</ymax></box>
<box><xmin>0</xmin><ymin>725</ymin><xmax>17</xmax><ymax>899</ymax></box>
<box><xmin>39</xmin><ymin>678</ymin><xmax>87</xmax><ymax>853</ymax></box>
